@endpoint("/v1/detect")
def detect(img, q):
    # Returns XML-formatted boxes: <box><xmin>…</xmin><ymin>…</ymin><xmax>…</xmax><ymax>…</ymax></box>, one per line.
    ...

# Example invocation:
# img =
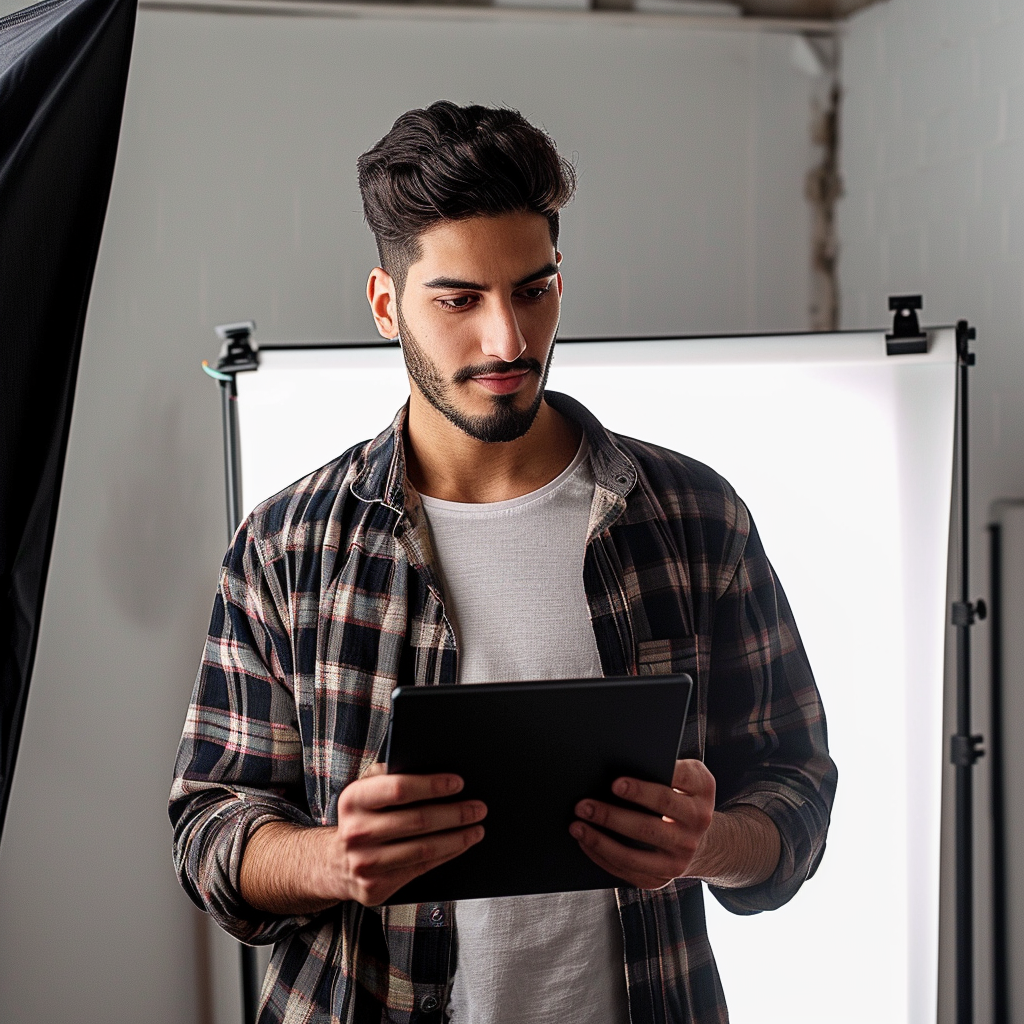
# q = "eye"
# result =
<box><xmin>437</xmin><ymin>294</ymin><xmax>477</xmax><ymax>311</ymax></box>
<box><xmin>516</xmin><ymin>282</ymin><xmax>554</xmax><ymax>301</ymax></box>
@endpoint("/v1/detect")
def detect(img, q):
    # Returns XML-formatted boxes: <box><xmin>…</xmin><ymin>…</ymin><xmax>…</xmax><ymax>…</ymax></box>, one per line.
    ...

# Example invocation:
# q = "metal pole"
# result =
<box><xmin>218</xmin><ymin>376</ymin><xmax>261</xmax><ymax>1023</ymax></box>
<box><xmin>950</xmin><ymin>320</ymin><xmax>983</xmax><ymax>1024</ymax></box>
<box><xmin>207</xmin><ymin>322</ymin><xmax>262</xmax><ymax>1024</ymax></box>
<box><xmin>988</xmin><ymin>522</ymin><xmax>1008</xmax><ymax>1024</ymax></box>
<box><xmin>955</xmin><ymin>344</ymin><xmax>973</xmax><ymax>1024</ymax></box>
<box><xmin>219</xmin><ymin>376</ymin><xmax>243</xmax><ymax>539</ymax></box>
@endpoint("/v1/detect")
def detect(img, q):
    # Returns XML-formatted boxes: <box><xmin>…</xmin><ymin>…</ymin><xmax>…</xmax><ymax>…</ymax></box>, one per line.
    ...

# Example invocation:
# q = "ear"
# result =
<box><xmin>555</xmin><ymin>251</ymin><xmax>564</xmax><ymax>298</ymax></box>
<box><xmin>367</xmin><ymin>267</ymin><xmax>399</xmax><ymax>340</ymax></box>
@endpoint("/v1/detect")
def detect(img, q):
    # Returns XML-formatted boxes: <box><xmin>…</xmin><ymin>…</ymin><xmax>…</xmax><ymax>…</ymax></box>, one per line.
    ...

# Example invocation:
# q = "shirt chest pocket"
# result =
<box><xmin>635</xmin><ymin>635</ymin><xmax>701</xmax><ymax>760</ymax></box>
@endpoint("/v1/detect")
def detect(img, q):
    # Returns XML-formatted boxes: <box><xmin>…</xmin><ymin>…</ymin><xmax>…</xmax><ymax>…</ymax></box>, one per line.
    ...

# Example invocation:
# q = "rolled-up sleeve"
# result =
<box><xmin>169</xmin><ymin>522</ymin><xmax>314</xmax><ymax>944</ymax></box>
<box><xmin>703</xmin><ymin>510</ymin><xmax>838</xmax><ymax>915</ymax></box>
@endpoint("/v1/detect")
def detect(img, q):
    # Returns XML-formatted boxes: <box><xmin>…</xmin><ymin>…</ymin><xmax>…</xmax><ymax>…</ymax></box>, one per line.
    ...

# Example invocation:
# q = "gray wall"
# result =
<box><xmin>839</xmin><ymin>2</ymin><xmax>1024</xmax><ymax>1020</ymax></box>
<box><xmin>0</xmin><ymin>8</ymin><xmax>820</xmax><ymax>1022</ymax></box>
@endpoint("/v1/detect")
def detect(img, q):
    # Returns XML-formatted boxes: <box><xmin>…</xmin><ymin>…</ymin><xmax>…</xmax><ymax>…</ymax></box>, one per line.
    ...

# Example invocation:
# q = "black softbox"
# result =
<box><xmin>0</xmin><ymin>0</ymin><xmax>136</xmax><ymax>838</ymax></box>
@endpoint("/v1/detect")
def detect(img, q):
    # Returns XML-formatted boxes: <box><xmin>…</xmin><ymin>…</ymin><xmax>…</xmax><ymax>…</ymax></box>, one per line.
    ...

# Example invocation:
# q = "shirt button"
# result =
<box><xmin>420</xmin><ymin>994</ymin><xmax>440</xmax><ymax>1012</ymax></box>
<box><xmin>428</xmin><ymin>906</ymin><xmax>445</xmax><ymax>925</ymax></box>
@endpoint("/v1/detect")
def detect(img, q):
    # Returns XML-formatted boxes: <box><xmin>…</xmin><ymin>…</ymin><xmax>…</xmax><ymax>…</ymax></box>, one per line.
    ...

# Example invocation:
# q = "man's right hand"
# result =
<box><xmin>330</xmin><ymin>767</ymin><xmax>487</xmax><ymax>905</ymax></box>
<box><xmin>239</xmin><ymin>768</ymin><xmax>486</xmax><ymax>913</ymax></box>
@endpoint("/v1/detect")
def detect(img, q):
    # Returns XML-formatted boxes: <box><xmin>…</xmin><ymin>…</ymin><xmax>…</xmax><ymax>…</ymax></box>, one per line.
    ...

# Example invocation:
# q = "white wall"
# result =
<box><xmin>0</xmin><ymin>8</ymin><xmax>819</xmax><ymax>1023</ymax></box>
<box><xmin>839</xmin><ymin>2</ymin><xmax>1024</xmax><ymax>1020</ymax></box>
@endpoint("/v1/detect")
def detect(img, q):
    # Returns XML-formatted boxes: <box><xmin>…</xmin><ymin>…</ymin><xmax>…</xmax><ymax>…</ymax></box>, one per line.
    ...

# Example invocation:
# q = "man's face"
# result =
<box><xmin>368</xmin><ymin>212</ymin><xmax>562</xmax><ymax>443</ymax></box>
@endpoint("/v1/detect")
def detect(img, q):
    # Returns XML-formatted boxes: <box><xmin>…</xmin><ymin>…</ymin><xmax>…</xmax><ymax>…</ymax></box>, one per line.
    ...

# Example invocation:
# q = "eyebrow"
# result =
<box><xmin>421</xmin><ymin>262</ymin><xmax>559</xmax><ymax>292</ymax></box>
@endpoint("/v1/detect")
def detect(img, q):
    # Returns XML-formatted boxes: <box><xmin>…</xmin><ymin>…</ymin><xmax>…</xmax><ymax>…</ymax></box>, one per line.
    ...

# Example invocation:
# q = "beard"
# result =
<box><xmin>397</xmin><ymin>305</ymin><xmax>554</xmax><ymax>444</ymax></box>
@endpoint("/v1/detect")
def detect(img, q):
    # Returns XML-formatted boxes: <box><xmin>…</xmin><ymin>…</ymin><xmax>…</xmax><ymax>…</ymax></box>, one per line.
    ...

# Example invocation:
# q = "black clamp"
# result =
<box><xmin>955</xmin><ymin>319</ymin><xmax>976</xmax><ymax>367</ymax></box>
<box><xmin>215</xmin><ymin>320</ymin><xmax>259</xmax><ymax>373</ymax></box>
<box><xmin>885</xmin><ymin>295</ymin><xmax>929</xmax><ymax>355</ymax></box>
<box><xmin>951</xmin><ymin>599</ymin><xmax>987</xmax><ymax>626</ymax></box>
<box><xmin>950</xmin><ymin>733</ymin><xmax>985</xmax><ymax>766</ymax></box>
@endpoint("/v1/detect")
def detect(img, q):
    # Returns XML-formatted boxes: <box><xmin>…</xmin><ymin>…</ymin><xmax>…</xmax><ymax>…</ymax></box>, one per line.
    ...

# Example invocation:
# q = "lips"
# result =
<box><xmin>471</xmin><ymin>370</ymin><xmax>531</xmax><ymax>395</ymax></box>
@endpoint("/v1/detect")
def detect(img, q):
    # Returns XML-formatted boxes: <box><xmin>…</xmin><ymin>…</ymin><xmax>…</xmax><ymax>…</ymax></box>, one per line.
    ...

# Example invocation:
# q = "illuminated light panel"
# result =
<box><xmin>235</xmin><ymin>330</ymin><xmax>956</xmax><ymax>1024</ymax></box>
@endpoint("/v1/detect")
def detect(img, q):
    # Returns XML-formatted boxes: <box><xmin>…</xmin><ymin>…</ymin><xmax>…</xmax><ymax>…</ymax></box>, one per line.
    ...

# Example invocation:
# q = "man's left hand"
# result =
<box><xmin>570</xmin><ymin>759</ymin><xmax>716</xmax><ymax>889</ymax></box>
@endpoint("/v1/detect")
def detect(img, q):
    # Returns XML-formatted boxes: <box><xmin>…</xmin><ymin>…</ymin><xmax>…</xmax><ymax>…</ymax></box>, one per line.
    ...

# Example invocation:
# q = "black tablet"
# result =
<box><xmin>382</xmin><ymin>673</ymin><xmax>692</xmax><ymax>905</ymax></box>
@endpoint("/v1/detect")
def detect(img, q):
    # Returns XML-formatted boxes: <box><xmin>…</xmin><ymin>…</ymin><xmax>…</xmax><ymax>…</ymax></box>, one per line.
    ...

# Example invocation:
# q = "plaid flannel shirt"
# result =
<box><xmin>170</xmin><ymin>391</ymin><xmax>837</xmax><ymax>1024</ymax></box>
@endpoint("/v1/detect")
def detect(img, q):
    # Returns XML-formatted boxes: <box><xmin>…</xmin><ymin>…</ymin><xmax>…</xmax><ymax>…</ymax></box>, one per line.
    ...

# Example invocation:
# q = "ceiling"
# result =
<box><xmin>731</xmin><ymin>0</ymin><xmax>877</xmax><ymax>16</ymax></box>
<box><xmin>376</xmin><ymin>0</ymin><xmax>881</xmax><ymax>23</ymax></box>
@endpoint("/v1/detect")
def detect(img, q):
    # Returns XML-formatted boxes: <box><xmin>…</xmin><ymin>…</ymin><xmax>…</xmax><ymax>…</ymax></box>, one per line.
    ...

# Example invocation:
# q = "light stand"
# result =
<box><xmin>203</xmin><ymin>320</ymin><xmax>261</xmax><ymax>1024</ymax></box>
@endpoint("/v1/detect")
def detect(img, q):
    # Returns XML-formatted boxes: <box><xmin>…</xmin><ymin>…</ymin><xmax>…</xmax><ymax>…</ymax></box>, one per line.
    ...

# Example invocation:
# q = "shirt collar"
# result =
<box><xmin>348</xmin><ymin>391</ymin><xmax>637</xmax><ymax>512</ymax></box>
<box><xmin>349</xmin><ymin>403</ymin><xmax>410</xmax><ymax>511</ymax></box>
<box><xmin>544</xmin><ymin>390</ymin><xmax>637</xmax><ymax>499</ymax></box>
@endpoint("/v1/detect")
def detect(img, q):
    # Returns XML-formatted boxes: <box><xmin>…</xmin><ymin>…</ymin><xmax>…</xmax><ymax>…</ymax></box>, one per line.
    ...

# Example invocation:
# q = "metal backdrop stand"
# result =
<box><xmin>203</xmin><ymin>311</ymin><xmax>986</xmax><ymax>1024</ymax></box>
<box><xmin>203</xmin><ymin>320</ymin><xmax>261</xmax><ymax>1024</ymax></box>
<box><xmin>948</xmin><ymin>319</ymin><xmax>985</xmax><ymax>1024</ymax></box>
<box><xmin>884</xmin><ymin>302</ymin><xmax>985</xmax><ymax>1024</ymax></box>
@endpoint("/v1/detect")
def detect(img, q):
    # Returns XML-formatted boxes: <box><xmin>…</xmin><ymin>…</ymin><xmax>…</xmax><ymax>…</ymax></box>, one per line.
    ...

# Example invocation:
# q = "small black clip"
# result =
<box><xmin>886</xmin><ymin>295</ymin><xmax>928</xmax><ymax>355</ymax></box>
<box><xmin>951</xmin><ymin>599</ymin><xmax>987</xmax><ymax>626</ymax></box>
<box><xmin>956</xmin><ymin>319</ymin><xmax>977</xmax><ymax>367</ymax></box>
<box><xmin>950</xmin><ymin>733</ymin><xmax>985</xmax><ymax>766</ymax></box>
<box><xmin>215</xmin><ymin>320</ymin><xmax>260</xmax><ymax>374</ymax></box>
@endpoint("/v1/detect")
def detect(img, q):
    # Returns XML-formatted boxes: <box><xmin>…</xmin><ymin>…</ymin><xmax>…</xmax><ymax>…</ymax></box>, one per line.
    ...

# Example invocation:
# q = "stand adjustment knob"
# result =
<box><xmin>951</xmin><ymin>599</ymin><xmax>987</xmax><ymax>626</ymax></box>
<box><xmin>950</xmin><ymin>734</ymin><xmax>985</xmax><ymax>766</ymax></box>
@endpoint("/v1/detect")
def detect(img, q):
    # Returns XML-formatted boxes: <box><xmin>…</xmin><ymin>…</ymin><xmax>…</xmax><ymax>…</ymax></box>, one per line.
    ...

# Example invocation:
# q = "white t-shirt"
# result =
<box><xmin>418</xmin><ymin>440</ymin><xmax>631</xmax><ymax>1024</ymax></box>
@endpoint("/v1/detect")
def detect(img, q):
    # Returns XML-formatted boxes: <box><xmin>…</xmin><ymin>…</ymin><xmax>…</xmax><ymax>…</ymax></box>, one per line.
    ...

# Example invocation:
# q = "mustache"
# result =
<box><xmin>452</xmin><ymin>357</ymin><xmax>543</xmax><ymax>385</ymax></box>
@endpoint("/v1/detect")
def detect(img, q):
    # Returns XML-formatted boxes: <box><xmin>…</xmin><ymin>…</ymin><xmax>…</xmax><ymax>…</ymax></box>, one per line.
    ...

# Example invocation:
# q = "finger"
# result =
<box><xmin>611</xmin><ymin>776</ymin><xmax>712</xmax><ymax>826</ymax></box>
<box><xmin>576</xmin><ymin>843</ymin><xmax>667</xmax><ymax>890</ymax></box>
<box><xmin>359</xmin><ymin>832</ymin><xmax>487</xmax><ymax>905</ymax></box>
<box><xmin>670</xmin><ymin>759</ymin><xmax>716</xmax><ymax>800</ymax></box>
<box><xmin>363</xmin><ymin>763</ymin><xmax>387</xmax><ymax>777</ymax></box>
<box><xmin>355</xmin><ymin>824</ymin><xmax>485</xmax><ymax>877</ymax></box>
<box><xmin>353</xmin><ymin>799</ymin><xmax>487</xmax><ymax>845</ymax></box>
<box><xmin>569</xmin><ymin>822</ymin><xmax>673</xmax><ymax>890</ymax></box>
<box><xmin>339</xmin><ymin>772</ymin><xmax>464</xmax><ymax>813</ymax></box>
<box><xmin>573</xmin><ymin>819</ymin><xmax>684</xmax><ymax>884</ymax></box>
<box><xmin>575</xmin><ymin>799</ymin><xmax>684</xmax><ymax>853</ymax></box>
<box><xmin>609</xmin><ymin>777</ymin><xmax>682</xmax><ymax>818</ymax></box>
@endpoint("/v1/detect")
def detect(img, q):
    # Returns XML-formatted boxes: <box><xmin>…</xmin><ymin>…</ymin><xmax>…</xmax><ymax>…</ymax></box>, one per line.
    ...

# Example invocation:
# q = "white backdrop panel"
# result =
<box><xmin>235</xmin><ymin>329</ymin><xmax>956</xmax><ymax>1024</ymax></box>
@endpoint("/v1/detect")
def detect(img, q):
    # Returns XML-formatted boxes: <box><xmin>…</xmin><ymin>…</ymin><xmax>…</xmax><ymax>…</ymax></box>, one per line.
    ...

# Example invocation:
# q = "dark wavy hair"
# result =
<box><xmin>357</xmin><ymin>101</ymin><xmax>577</xmax><ymax>294</ymax></box>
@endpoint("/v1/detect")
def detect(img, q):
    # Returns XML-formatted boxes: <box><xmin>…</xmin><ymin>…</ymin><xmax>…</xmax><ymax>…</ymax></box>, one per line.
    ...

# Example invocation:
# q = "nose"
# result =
<box><xmin>480</xmin><ymin>299</ymin><xmax>527</xmax><ymax>364</ymax></box>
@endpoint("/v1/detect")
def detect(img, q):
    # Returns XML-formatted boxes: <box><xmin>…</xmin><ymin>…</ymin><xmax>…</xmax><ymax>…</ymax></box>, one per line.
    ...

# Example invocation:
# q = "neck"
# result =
<box><xmin>403</xmin><ymin>393</ymin><xmax>581</xmax><ymax>503</ymax></box>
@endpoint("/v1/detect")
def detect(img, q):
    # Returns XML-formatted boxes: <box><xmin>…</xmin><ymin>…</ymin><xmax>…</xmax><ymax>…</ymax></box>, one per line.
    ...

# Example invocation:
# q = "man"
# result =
<box><xmin>170</xmin><ymin>102</ymin><xmax>837</xmax><ymax>1024</ymax></box>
